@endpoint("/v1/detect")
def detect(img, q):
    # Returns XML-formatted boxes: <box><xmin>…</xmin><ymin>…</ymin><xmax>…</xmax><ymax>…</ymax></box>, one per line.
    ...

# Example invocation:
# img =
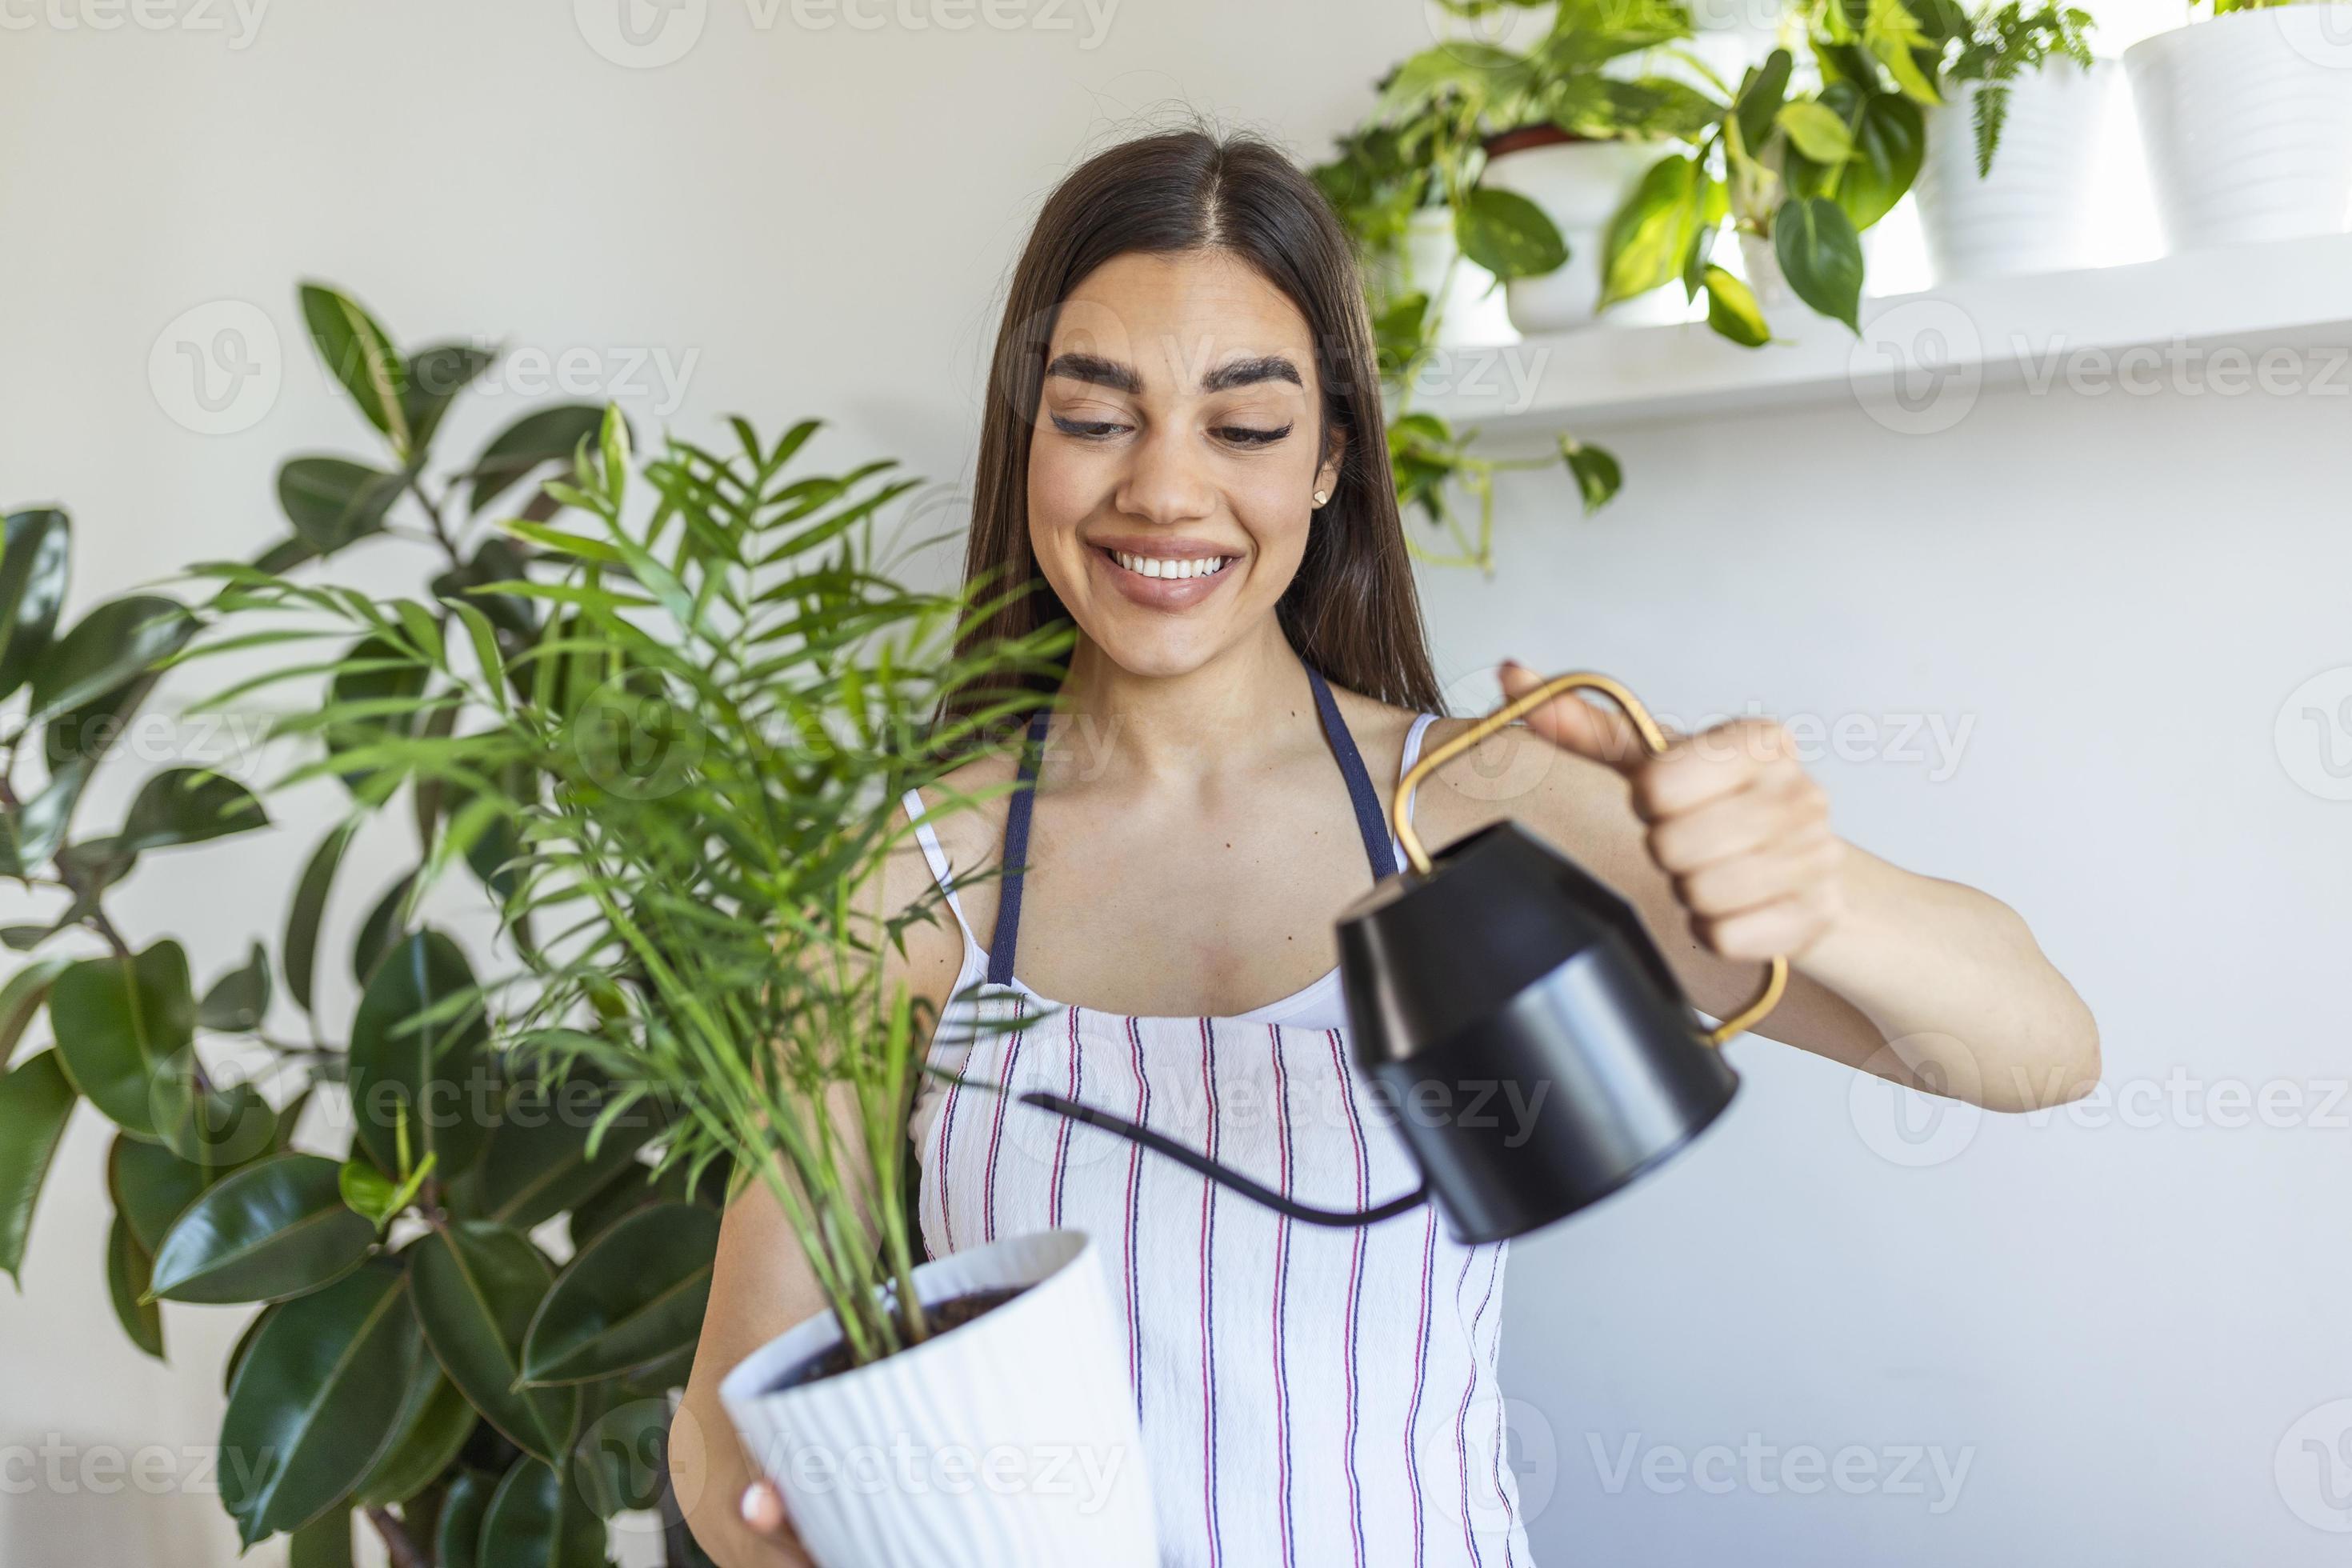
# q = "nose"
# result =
<box><xmin>1112</xmin><ymin>425</ymin><xmax>1215</xmax><ymax>529</ymax></box>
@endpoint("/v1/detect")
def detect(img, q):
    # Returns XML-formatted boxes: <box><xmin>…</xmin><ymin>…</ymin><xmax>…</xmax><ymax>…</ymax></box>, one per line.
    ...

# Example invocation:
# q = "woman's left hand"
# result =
<box><xmin>1498</xmin><ymin>659</ymin><xmax>1850</xmax><ymax>962</ymax></box>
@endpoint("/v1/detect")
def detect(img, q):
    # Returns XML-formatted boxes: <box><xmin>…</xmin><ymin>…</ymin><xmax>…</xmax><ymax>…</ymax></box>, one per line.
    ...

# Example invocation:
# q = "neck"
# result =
<box><xmin>1054</xmin><ymin>618</ymin><xmax>1313</xmax><ymax>784</ymax></box>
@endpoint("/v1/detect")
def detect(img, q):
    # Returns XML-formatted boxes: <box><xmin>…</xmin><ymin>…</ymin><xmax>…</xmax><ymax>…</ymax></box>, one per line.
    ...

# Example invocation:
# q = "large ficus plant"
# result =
<box><xmin>0</xmin><ymin>284</ymin><xmax>761</xmax><ymax>1567</ymax></box>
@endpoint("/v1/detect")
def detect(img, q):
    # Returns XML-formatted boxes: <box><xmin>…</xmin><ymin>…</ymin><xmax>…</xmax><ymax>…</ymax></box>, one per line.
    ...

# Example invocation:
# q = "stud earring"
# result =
<box><xmin>1312</xmin><ymin>489</ymin><xmax>1331</xmax><ymax>507</ymax></box>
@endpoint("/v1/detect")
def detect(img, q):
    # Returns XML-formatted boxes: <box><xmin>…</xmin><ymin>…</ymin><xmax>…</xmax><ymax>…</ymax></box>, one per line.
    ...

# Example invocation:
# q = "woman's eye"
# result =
<box><xmin>1050</xmin><ymin>414</ymin><xmax>1127</xmax><ymax>439</ymax></box>
<box><xmin>1214</xmin><ymin>423</ymin><xmax>1292</xmax><ymax>447</ymax></box>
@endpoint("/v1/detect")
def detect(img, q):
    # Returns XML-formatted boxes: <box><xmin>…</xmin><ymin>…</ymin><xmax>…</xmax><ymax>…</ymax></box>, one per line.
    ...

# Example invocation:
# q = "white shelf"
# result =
<box><xmin>1411</xmin><ymin>231</ymin><xmax>2352</xmax><ymax>440</ymax></box>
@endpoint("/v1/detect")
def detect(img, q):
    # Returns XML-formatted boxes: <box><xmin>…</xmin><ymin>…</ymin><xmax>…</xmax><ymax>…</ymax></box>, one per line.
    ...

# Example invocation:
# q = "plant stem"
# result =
<box><xmin>364</xmin><ymin>1506</ymin><xmax>429</xmax><ymax>1568</ymax></box>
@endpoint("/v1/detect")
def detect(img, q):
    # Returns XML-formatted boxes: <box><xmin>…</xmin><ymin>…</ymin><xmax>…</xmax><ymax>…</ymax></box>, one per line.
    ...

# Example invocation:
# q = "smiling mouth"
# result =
<box><xmin>1097</xmin><ymin>546</ymin><xmax>1234</xmax><ymax>581</ymax></box>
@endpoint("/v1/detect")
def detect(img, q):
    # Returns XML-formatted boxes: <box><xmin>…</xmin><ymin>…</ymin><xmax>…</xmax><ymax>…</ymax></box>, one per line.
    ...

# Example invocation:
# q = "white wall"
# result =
<box><xmin>2</xmin><ymin>2</ymin><xmax>2343</xmax><ymax>1564</ymax></box>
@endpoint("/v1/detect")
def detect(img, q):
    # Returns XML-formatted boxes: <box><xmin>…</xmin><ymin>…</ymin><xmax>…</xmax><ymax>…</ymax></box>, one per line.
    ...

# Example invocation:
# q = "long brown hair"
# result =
<box><xmin>950</xmin><ymin>128</ymin><xmax>1445</xmax><ymax>720</ymax></box>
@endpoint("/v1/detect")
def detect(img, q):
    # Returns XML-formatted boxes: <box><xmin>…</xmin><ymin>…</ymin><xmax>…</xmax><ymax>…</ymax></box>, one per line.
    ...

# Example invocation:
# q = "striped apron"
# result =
<box><xmin>906</xmin><ymin>667</ymin><xmax>1531</xmax><ymax>1566</ymax></box>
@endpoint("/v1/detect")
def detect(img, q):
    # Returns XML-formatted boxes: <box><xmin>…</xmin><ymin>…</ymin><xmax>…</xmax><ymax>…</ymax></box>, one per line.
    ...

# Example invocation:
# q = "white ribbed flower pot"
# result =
<box><xmin>1479</xmin><ymin>135</ymin><xmax>1690</xmax><ymax>332</ymax></box>
<box><xmin>1369</xmin><ymin>208</ymin><xmax>1520</xmax><ymax>346</ymax></box>
<box><xmin>719</xmin><ymin>1230</ymin><xmax>1158</xmax><ymax>1568</ymax></box>
<box><xmin>2126</xmin><ymin>5</ymin><xmax>2352</xmax><ymax>250</ymax></box>
<box><xmin>1914</xmin><ymin>65</ymin><xmax>2116</xmax><ymax>282</ymax></box>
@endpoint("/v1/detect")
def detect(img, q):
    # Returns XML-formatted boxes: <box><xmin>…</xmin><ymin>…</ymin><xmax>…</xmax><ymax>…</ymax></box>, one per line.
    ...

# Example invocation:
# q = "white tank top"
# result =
<box><xmin>898</xmin><ymin>682</ymin><xmax>1532</xmax><ymax>1566</ymax></box>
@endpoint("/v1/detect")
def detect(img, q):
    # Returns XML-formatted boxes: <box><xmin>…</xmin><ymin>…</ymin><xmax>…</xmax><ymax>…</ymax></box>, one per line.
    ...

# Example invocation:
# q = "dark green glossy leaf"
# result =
<box><xmin>107</xmin><ymin>1212</ymin><xmax>166</xmax><ymax>1359</ymax></box>
<box><xmin>0</xmin><ymin>1050</ymin><xmax>77</xmax><ymax>1283</ymax></box>
<box><xmin>1834</xmin><ymin>89</ymin><xmax>1925</xmax><ymax>230</ymax></box>
<box><xmin>522</xmin><ymin>1204</ymin><xmax>718</xmax><ymax>1386</ymax></box>
<box><xmin>218</xmin><ymin>1259</ymin><xmax>421</xmax><ymax>1547</ymax></box>
<box><xmin>148</xmin><ymin>1153</ymin><xmax>375</xmax><ymax>1304</ymax></box>
<box><xmin>26</xmin><ymin>594</ymin><xmax>195</xmax><ymax>726</ymax></box>
<box><xmin>1454</xmin><ymin>185</ymin><xmax>1568</xmax><ymax>282</ymax></box>
<box><xmin>0</xmin><ymin>507</ymin><xmax>71</xmax><ymax>703</ymax></box>
<box><xmin>224</xmin><ymin>1302</ymin><xmax>274</xmax><ymax>1394</ymax></box>
<box><xmin>352</xmin><ymin>870</ymin><xmax>418</xmax><ymax>989</ymax></box>
<box><xmin>160</xmin><ymin>1078</ymin><xmax>280</xmax><ymax>1168</ymax></box>
<box><xmin>438</xmin><ymin>1467</ymin><xmax>499</xmax><ymax>1568</ymax></box>
<box><xmin>287</xmin><ymin>1512</ymin><xmax>354</xmax><ymax>1568</ymax></box>
<box><xmin>403</xmin><ymin>342</ymin><xmax>497</xmax><ymax>454</ymax></box>
<box><xmin>478</xmin><ymin>1457</ymin><xmax>610</xmax><ymax>1568</ymax></box>
<box><xmin>285</xmin><ymin>822</ymin><xmax>357</xmax><ymax>1014</ymax></box>
<box><xmin>0</xmin><ymin>955</ymin><xmax>70</xmax><ymax>1073</ymax></box>
<box><xmin>199</xmin><ymin>942</ymin><xmax>273</xmax><ymax>1033</ymax></box>
<box><xmin>1773</xmin><ymin>196</ymin><xmax>1866</xmax><ymax>332</ymax></box>
<box><xmin>354</xmin><ymin>1352</ymin><xmax>478</xmax><ymax>1508</ymax></box>
<box><xmin>468</xmin><ymin>406</ymin><xmax>612</xmax><ymax>517</ymax></box>
<box><xmin>565</xmin><ymin>1162</ymin><xmax>663</xmax><ymax>1254</ymax></box>
<box><xmin>481</xmin><ymin>1071</ymin><xmax>662</xmax><ymax>1230</ymax></box>
<box><xmin>349</xmin><ymin>930</ymin><xmax>492</xmax><ymax>1176</ymax></box>
<box><xmin>410</xmin><ymin>1222</ymin><xmax>579</xmax><ymax>1463</ymax></box>
<box><xmin>570</xmin><ymin>1397</ymin><xmax>671</xmax><ymax>1518</ymax></box>
<box><xmin>50</xmin><ymin>942</ymin><xmax>196</xmax><ymax>1140</ymax></box>
<box><xmin>299</xmin><ymin>283</ymin><xmax>410</xmax><ymax>450</ymax></box>
<box><xmin>278</xmin><ymin>458</ymin><xmax>404</xmax><ymax>557</ymax></box>
<box><xmin>120</xmin><ymin>768</ymin><xmax>269</xmax><ymax>853</ymax></box>
<box><xmin>110</xmin><ymin>1133</ymin><xmax>219</xmax><ymax>1254</ymax></box>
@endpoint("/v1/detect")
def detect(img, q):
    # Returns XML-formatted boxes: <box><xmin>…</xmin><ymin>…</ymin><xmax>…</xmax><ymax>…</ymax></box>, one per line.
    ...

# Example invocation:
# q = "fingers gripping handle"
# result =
<box><xmin>1390</xmin><ymin>670</ymin><xmax>1786</xmax><ymax>1047</ymax></box>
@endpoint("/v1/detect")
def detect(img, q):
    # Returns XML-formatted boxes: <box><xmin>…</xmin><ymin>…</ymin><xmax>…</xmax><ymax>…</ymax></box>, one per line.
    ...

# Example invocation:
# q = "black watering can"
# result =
<box><xmin>1022</xmin><ymin>673</ymin><xmax>1786</xmax><ymax>1245</ymax></box>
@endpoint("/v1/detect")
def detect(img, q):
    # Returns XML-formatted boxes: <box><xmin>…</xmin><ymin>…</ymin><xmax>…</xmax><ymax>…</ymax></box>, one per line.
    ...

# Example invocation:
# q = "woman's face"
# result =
<box><xmin>1026</xmin><ymin>248</ymin><xmax>1342</xmax><ymax>681</ymax></box>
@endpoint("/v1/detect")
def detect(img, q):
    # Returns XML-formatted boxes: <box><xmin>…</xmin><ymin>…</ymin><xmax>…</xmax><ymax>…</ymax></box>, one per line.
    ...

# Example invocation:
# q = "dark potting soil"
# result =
<box><xmin>773</xmin><ymin>1286</ymin><xmax>1031</xmax><ymax>1392</ymax></box>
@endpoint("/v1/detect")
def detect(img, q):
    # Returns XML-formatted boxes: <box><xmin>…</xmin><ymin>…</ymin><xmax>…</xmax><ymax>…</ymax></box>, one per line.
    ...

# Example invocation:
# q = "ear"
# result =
<box><xmin>1316</xmin><ymin>426</ymin><xmax>1346</xmax><ymax>502</ymax></box>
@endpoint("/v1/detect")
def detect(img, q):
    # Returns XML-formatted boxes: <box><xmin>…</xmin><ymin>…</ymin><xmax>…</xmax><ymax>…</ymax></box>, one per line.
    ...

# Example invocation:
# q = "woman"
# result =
<box><xmin>675</xmin><ymin>129</ymin><xmax>2100</xmax><ymax>1566</ymax></box>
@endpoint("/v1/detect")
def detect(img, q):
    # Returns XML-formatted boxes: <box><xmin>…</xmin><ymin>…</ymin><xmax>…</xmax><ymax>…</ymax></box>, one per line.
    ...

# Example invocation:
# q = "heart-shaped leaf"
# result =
<box><xmin>348</xmin><ymin>930</ymin><xmax>492</xmax><ymax>1178</ymax></box>
<box><xmin>522</xmin><ymin>1204</ymin><xmax>718</xmax><ymax>1387</ymax></box>
<box><xmin>218</xmin><ymin>1259</ymin><xmax>421</xmax><ymax>1546</ymax></box>
<box><xmin>1773</xmin><ymin>196</ymin><xmax>1866</xmax><ymax>333</ymax></box>
<box><xmin>0</xmin><ymin>1050</ymin><xmax>78</xmax><ymax>1283</ymax></box>
<box><xmin>478</xmin><ymin>1457</ymin><xmax>611</xmax><ymax>1568</ymax></box>
<box><xmin>149</xmin><ymin>1153</ymin><xmax>375</xmax><ymax>1304</ymax></box>
<box><xmin>410</xmin><ymin>1222</ymin><xmax>579</xmax><ymax>1463</ymax></box>
<box><xmin>1454</xmin><ymin>185</ymin><xmax>1568</xmax><ymax>282</ymax></box>
<box><xmin>50</xmin><ymin>942</ymin><xmax>196</xmax><ymax>1140</ymax></box>
<box><xmin>0</xmin><ymin>507</ymin><xmax>71</xmax><ymax>703</ymax></box>
<box><xmin>107</xmin><ymin>1211</ymin><xmax>166</xmax><ymax>1359</ymax></box>
<box><xmin>1703</xmin><ymin>264</ymin><xmax>1772</xmax><ymax>347</ymax></box>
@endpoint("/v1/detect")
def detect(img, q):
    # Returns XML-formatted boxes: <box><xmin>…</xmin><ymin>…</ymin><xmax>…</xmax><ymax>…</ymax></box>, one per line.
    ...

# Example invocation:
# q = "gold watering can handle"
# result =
<box><xmin>1390</xmin><ymin>670</ymin><xmax>1788</xmax><ymax>1048</ymax></box>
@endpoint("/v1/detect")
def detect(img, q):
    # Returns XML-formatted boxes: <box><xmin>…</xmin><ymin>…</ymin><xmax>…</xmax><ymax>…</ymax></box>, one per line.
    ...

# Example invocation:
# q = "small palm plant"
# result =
<box><xmin>200</xmin><ymin>407</ymin><xmax>1070</xmax><ymax>1370</ymax></box>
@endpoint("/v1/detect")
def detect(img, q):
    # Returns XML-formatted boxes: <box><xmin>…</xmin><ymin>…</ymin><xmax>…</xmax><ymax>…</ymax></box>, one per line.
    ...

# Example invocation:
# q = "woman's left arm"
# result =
<box><xmin>1475</xmin><ymin>662</ymin><xmax>2101</xmax><ymax>1113</ymax></box>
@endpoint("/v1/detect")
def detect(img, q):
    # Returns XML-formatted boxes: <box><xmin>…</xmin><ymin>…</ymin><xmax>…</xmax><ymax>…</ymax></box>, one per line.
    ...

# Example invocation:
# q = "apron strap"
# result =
<box><xmin>986</xmin><ymin>666</ymin><xmax>1400</xmax><ymax>987</ymax></box>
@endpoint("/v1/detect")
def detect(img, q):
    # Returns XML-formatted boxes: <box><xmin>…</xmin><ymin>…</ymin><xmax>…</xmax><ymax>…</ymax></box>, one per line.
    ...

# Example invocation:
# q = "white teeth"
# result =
<box><xmin>1114</xmin><ymin>550</ymin><xmax>1226</xmax><ymax>580</ymax></box>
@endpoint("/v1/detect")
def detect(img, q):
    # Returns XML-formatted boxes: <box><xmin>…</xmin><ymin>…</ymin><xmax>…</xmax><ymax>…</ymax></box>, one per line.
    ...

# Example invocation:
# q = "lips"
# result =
<box><xmin>1086</xmin><ymin>539</ymin><xmax>1241</xmax><ymax>611</ymax></box>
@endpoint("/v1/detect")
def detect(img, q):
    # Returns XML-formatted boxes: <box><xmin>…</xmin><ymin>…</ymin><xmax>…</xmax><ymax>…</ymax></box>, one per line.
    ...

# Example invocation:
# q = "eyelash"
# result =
<box><xmin>1050</xmin><ymin>414</ymin><xmax>1292</xmax><ymax>447</ymax></box>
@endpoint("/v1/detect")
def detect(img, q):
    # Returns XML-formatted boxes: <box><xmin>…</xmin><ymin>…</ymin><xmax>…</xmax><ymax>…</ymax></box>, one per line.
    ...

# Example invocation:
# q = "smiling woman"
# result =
<box><xmin>675</xmin><ymin>128</ymin><xmax>2098</xmax><ymax>1568</ymax></box>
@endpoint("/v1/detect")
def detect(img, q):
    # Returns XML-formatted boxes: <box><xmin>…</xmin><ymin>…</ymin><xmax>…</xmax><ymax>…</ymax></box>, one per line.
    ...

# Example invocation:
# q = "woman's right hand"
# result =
<box><xmin>735</xmin><ymin>1479</ymin><xmax>814</xmax><ymax>1566</ymax></box>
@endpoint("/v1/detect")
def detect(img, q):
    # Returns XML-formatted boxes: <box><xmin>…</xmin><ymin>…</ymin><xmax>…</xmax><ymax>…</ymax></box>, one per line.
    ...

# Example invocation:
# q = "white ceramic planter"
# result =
<box><xmin>1478</xmin><ymin>136</ymin><xmax>1689</xmax><ymax>332</ymax></box>
<box><xmin>1914</xmin><ymin>65</ymin><xmax>2116</xmax><ymax>282</ymax></box>
<box><xmin>1370</xmin><ymin>207</ymin><xmax>1519</xmax><ymax>346</ymax></box>
<box><xmin>2126</xmin><ymin>5</ymin><xmax>2352</xmax><ymax>250</ymax></box>
<box><xmin>719</xmin><ymin>1230</ymin><xmax>1158</xmax><ymax>1568</ymax></box>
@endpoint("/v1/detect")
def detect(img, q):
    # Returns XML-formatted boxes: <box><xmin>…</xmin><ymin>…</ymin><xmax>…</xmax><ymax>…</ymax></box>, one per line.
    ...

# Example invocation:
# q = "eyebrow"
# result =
<box><xmin>1042</xmin><ymin>350</ymin><xmax>1305</xmax><ymax>397</ymax></box>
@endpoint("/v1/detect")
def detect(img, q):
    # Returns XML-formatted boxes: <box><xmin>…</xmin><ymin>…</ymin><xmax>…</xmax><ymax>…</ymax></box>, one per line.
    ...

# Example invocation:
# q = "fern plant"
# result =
<box><xmin>1947</xmin><ymin>1</ymin><xmax>2097</xmax><ymax>178</ymax></box>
